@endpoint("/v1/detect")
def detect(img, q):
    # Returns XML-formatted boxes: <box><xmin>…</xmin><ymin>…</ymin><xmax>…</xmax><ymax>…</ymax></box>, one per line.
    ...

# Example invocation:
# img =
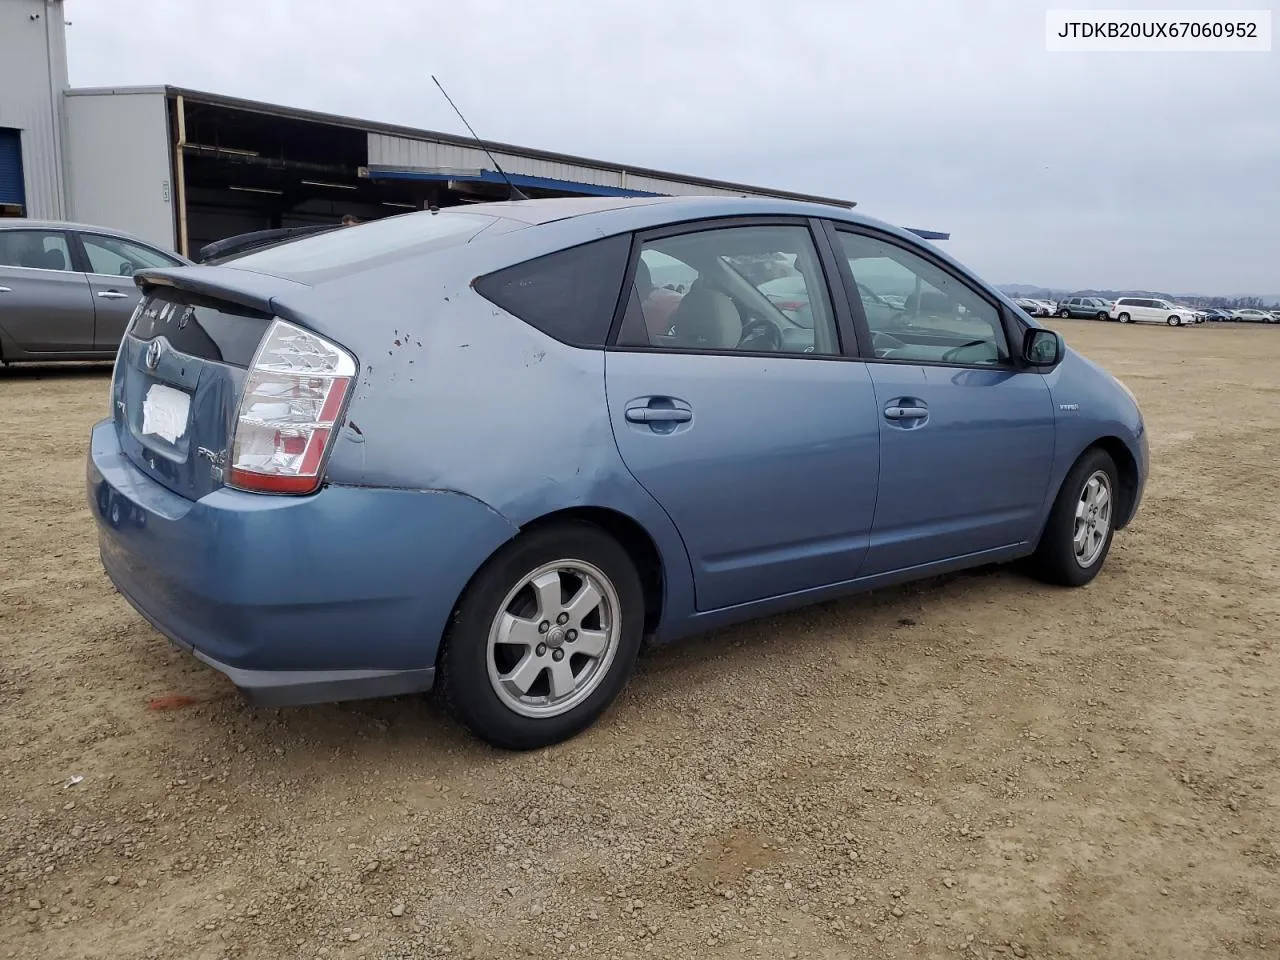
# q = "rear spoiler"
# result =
<box><xmin>194</xmin><ymin>224</ymin><xmax>341</xmax><ymax>264</ymax></box>
<box><xmin>133</xmin><ymin>266</ymin><xmax>310</xmax><ymax>317</ymax></box>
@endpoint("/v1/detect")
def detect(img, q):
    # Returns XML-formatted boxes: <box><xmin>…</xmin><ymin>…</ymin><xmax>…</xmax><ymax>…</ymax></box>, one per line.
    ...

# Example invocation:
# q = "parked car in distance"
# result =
<box><xmin>1012</xmin><ymin>297</ymin><xmax>1050</xmax><ymax>317</ymax></box>
<box><xmin>1231</xmin><ymin>308</ymin><xmax>1276</xmax><ymax>323</ymax></box>
<box><xmin>1109</xmin><ymin>297</ymin><xmax>1196</xmax><ymax>326</ymax></box>
<box><xmin>1056</xmin><ymin>297</ymin><xmax>1112</xmax><ymax>320</ymax></box>
<box><xmin>87</xmin><ymin>196</ymin><xmax>1149</xmax><ymax>749</ymax></box>
<box><xmin>1201</xmin><ymin>308</ymin><xmax>1232</xmax><ymax>322</ymax></box>
<box><xmin>757</xmin><ymin>273</ymin><xmax>814</xmax><ymax>326</ymax></box>
<box><xmin>0</xmin><ymin>220</ymin><xmax>189</xmax><ymax>364</ymax></box>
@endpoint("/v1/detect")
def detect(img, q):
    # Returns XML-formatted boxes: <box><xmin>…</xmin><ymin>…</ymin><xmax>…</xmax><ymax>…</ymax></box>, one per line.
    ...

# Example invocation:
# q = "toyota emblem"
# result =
<box><xmin>145</xmin><ymin>339</ymin><xmax>163</xmax><ymax>371</ymax></box>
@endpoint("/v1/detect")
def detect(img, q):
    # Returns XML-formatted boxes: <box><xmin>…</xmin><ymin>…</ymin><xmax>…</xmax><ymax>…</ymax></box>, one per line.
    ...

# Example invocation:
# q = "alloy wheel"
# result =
<box><xmin>1073</xmin><ymin>470</ymin><xmax>1113</xmax><ymax>568</ymax></box>
<box><xmin>486</xmin><ymin>560</ymin><xmax>621</xmax><ymax>719</ymax></box>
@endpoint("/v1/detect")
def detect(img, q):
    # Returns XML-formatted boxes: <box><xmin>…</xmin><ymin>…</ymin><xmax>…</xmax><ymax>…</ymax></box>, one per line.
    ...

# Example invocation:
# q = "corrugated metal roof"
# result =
<box><xmin>157</xmin><ymin>85</ymin><xmax>857</xmax><ymax>209</ymax></box>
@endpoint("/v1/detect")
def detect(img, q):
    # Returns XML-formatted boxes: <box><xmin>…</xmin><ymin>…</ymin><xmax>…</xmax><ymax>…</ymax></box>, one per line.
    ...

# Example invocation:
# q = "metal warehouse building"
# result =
<box><xmin>2</xmin><ymin>0</ymin><xmax>945</xmax><ymax>256</ymax></box>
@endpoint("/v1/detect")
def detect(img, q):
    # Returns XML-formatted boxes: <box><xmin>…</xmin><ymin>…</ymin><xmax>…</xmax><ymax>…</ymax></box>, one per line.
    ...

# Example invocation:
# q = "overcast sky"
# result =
<box><xmin>64</xmin><ymin>0</ymin><xmax>1278</xmax><ymax>294</ymax></box>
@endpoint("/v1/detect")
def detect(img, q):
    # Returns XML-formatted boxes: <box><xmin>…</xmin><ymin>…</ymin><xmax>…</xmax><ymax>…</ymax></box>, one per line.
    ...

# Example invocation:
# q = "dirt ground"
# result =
<box><xmin>2</xmin><ymin>319</ymin><xmax>1278</xmax><ymax>960</ymax></box>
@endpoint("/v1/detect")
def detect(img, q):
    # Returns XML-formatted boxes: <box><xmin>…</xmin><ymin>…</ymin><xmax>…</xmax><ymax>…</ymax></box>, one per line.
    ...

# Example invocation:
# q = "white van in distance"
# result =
<box><xmin>1109</xmin><ymin>298</ymin><xmax>1196</xmax><ymax>326</ymax></box>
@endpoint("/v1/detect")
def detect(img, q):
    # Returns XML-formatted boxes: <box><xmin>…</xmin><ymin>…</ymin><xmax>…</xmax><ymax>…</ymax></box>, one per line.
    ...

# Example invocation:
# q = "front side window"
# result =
<box><xmin>81</xmin><ymin>234</ymin><xmax>182</xmax><ymax>276</ymax></box>
<box><xmin>0</xmin><ymin>230</ymin><xmax>72</xmax><ymax>271</ymax></box>
<box><xmin>836</xmin><ymin>230</ymin><xmax>1009</xmax><ymax>366</ymax></box>
<box><xmin>616</xmin><ymin>224</ymin><xmax>839</xmax><ymax>356</ymax></box>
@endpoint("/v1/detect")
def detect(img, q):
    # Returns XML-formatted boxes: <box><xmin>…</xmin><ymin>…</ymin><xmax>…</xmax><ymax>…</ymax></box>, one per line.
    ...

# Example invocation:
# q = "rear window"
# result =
<box><xmin>474</xmin><ymin>234</ymin><xmax>631</xmax><ymax>348</ymax></box>
<box><xmin>225</xmin><ymin>210</ymin><xmax>509</xmax><ymax>283</ymax></box>
<box><xmin>130</xmin><ymin>288</ymin><xmax>273</xmax><ymax>368</ymax></box>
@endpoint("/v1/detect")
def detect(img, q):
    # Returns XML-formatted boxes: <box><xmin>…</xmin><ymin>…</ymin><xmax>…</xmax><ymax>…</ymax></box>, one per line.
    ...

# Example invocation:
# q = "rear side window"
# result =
<box><xmin>0</xmin><ymin>230</ymin><xmax>73</xmax><ymax>271</ymax></box>
<box><xmin>474</xmin><ymin>234</ymin><xmax>631</xmax><ymax>348</ymax></box>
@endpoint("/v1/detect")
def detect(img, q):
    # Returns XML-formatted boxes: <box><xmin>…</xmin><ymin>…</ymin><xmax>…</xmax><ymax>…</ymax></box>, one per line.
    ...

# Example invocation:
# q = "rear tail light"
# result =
<box><xmin>228</xmin><ymin>319</ymin><xmax>356</xmax><ymax>495</ymax></box>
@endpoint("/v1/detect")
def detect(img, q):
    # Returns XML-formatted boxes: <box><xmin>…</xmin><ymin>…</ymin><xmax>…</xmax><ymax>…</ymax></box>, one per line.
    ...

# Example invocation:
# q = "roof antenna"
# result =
<box><xmin>431</xmin><ymin>75</ymin><xmax>529</xmax><ymax>202</ymax></box>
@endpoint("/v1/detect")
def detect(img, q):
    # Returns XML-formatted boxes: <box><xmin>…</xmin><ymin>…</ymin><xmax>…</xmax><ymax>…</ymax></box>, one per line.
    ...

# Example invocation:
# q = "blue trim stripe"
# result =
<box><xmin>0</xmin><ymin>128</ymin><xmax>25</xmax><ymax>207</ymax></box>
<box><xmin>366</xmin><ymin>167</ymin><xmax>663</xmax><ymax>198</ymax></box>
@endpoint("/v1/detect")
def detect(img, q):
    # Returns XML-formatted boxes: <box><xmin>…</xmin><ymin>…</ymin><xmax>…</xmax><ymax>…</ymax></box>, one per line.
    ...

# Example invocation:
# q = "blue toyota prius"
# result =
<box><xmin>87</xmin><ymin>197</ymin><xmax>1148</xmax><ymax>749</ymax></box>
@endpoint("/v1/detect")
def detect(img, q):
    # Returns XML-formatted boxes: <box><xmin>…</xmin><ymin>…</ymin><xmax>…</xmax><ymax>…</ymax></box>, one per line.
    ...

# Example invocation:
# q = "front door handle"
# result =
<box><xmin>97</xmin><ymin>290</ymin><xmax>130</xmax><ymax>300</ymax></box>
<box><xmin>0</xmin><ymin>286</ymin><xmax>12</xmax><ymax>293</ymax></box>
<box><xmin>884</xmin><ymin>405</ymin><xmax>928</xmax><ymax>420</ymax></box>
<box><xmin>625</xmin><ymin>407</ymin><xmax>692</xmax><ymax>424</ymax></box>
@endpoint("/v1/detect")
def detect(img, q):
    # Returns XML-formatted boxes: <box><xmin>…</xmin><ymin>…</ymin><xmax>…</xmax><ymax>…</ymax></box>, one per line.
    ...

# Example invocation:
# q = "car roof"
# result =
<box><xmin>141</xmin><ymin>196</ymin><xmax>967</xmax><ymax>294</ymax></box>
<box><xmin>473</xmin><ymin>195</ymin><xmax>892</xmax><ymax>232</ymax></box>
<box><xmin>463</xmin><ymin>196</ymin><xmax>670</xmax><ymax>224</ymax></box>
<box><xmin>0</xmin><ymin>219</ymin><xmax>150</xmax><ymax>241</ymax></box>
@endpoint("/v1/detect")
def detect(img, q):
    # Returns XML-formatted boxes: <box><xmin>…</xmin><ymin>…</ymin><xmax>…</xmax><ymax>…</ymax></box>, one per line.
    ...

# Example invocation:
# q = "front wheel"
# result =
<box><xmin>1058</xmin><ymin>309</ymin><xmax>1071</xmax><ymax>319</ymax></box>
<box><xmin>1117</xmin><ymin>312</ymin><xmax>1131</xmax><ymax>323</ymax></box>
<box><xmin>438</xmin><ymin>521</ymin><xmax>645</xmax><ymax>750</ymax></box>
<box><xmin>1096</xmin><ymin>312</ymin><xmax>1108</xmax><ymax>320</ymax></box>
<box><xmin>1028</xmin><ymin>448</ymin><xmax>1119</xmax><ymax>587</ymax></box>
<box><xmin>1167</xmin><ymin>315</ymin><xmax>1181</xmax><ymax>326</ymax></box>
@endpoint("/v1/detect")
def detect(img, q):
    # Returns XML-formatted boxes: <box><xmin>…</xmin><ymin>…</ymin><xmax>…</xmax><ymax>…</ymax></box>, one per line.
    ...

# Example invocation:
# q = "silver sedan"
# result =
<box><xmin>0</xmin><ymin>220</ymin><xmax>188</xmax><ymax>364</ymax></box>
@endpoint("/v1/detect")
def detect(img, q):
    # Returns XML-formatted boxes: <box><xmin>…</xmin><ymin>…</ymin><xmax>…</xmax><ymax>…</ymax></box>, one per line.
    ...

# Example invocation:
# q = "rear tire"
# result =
<box><xmin>438</xmin><ymin>521</ymin><xmax>644</xmax><ymax>750</ymax></box>
<box><xmin>1117</xmin><ymin>312</ymin><xmax>1131</xmax><ymax>324</ymax></box>
<box><xmin>1058</xmin><ymin>309</ymin><xmax>1071</xmax><ymax>319</ymax></box>
<box><xmin>1028</xmin><ymin>448</ymin><xmax>1119</xmax><ymax>588</ymax></box>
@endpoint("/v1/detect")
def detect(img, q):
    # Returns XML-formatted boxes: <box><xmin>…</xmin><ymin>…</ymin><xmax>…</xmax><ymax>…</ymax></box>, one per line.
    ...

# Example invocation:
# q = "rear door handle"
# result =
<box><xmin>97</xmin><ymin>290</ymin><xmax>130</xmax><ymax>300</ymax></box>
<box><xmin>625</xmin><ymin>407</ymin><xmax>692</xmax><ymax>424</ymax></box>
<box><xmin>884</xmin><ymin>405</ymin><xmax>928</xmax><ymax>420</ymax></box>
<box><xmin>0</xmin><ymin>286</ymin><xmax>12</xmax><ymax>293</ymax></box>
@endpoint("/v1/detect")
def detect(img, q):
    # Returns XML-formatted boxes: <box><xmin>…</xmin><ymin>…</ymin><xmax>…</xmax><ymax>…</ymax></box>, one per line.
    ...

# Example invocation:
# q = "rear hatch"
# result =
<box><xmin>110</xmin><ymin>280</ymin><xmax>274</xmax><ymax>500</ymax></box>
<box><xmin>111</xmin><ymin>209</ymin><xmax>527</xmax><ymax>500</ymax></box>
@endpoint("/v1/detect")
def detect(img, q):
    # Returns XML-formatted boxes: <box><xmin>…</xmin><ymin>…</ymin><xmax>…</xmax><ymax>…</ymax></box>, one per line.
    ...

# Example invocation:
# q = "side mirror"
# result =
<box><xmin>1023</xmin><ymin>327</ymin><xmax>1063</xmax><ymax>368</ymax></box>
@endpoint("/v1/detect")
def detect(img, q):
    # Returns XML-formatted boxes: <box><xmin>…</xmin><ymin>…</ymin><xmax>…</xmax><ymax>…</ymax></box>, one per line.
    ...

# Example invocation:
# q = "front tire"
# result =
<box><xmin>1029</xmin><ymin>448</ymin><xmax>1119</xmax><ymax>587</ymax></box>
<box><xmin>438</xmin><ymin>521</ymin><xmax>645</xmax><ymax>750</ymax></box>
<box><xmin>1058</xmin><ymin>309</ymin><xmax>1071</xmax><ymax>319</ymax></box>
<box><xmin>1167</xmin><ymin>315</ymin><xmax>1181</xmax><ymax>326</ymax></box>
<box><xmin>1096</xmin><ymin>312</ymin><xmax>1108</xmax><ymax>321</ymax></box>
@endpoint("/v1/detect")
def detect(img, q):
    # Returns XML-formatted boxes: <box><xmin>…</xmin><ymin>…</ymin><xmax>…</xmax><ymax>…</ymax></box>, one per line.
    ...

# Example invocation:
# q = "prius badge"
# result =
<box><xmin>1059</xmin><ymin>402</ymin><xmax>1080</xmax><ymax>412</ymax></box>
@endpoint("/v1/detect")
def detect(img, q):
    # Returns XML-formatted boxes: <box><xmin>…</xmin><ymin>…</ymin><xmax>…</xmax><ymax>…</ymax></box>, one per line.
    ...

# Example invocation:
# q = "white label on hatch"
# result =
<box><xmin>141</xmin><ymin>383</ymin><xmax>191</xmax><ymax>443</ymax></box>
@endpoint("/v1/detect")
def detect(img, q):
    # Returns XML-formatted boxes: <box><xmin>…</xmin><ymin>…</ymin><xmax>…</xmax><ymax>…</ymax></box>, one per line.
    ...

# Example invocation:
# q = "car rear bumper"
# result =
<box><xmin>87</xmin><ymin>418</ymin><xmax>518</xmax><ymax>706</ymax></box>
